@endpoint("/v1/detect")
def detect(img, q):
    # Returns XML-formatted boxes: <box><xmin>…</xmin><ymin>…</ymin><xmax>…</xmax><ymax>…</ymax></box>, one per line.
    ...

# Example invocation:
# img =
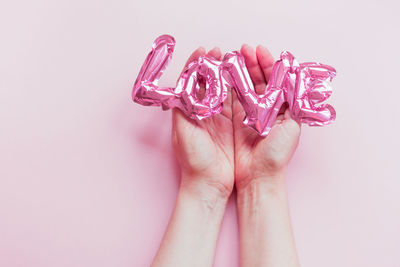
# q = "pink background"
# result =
<box><xmin>1</xmin><ymin>0</ymin><xmax>399</xmax><ymax>266</ymax></box>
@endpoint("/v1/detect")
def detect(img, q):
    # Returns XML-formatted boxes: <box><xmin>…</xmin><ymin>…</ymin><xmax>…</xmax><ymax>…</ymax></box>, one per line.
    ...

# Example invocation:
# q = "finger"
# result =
<box><xmin>206</xmin><ymin>47</ymin><xmax>222</xmax><ymax>60</ymax></box>
<box><xmin>284</xmin><ymin>108</ymin><xmax>291</xmax><ymax>119</ymax></box>
<box><xmin>256</xmin><ymin>45</ymin><xmax>275</xmax><ymax>83</ymax></box>
<box><xmin>207</xmin><ymin>47</ymin><xmax>233</xmax><ymax>119</ymax></box>
<box><xmin>172</xmin><ymin>107</ymin><xmax>197</xmax><ymax>135</ymax></box>
<box><xmin>283</xmin><ymin>108</ymin><xmax>300</xmax><ymax>128</ymax></box>
<box><xmin>241</xmin><ymin>44</ymin><xmax>266</xmax><ymax>94</ymax></box>
<box><xmin>221</xmin><ymin>82</ymin><xmax>233</xmax><ymax>120</ymax></box>
<box><xmin>171</xmin><ymin>108</ymin><xmax>187</xmax><ymax>146</ymax></box>
<box><xmin>179</xmin><ymin>46</ymin><xmax>206</xmax><ymax>77</ymax></box>
<box><xmin>274</xmin><ymin>104</ymin><xmax>288</xmax><ymax>125</ymax></box>
<box><xmin>174</xmin><ymin>48</ymin><xmax>206</xmax><ymax>130</ymax></box>
<box><xmin>278</xmin><ymin>102</ymin><xmax>288</xmax><ymax>115</ymax></box>
<box><xmin>172</xmin><ymin>106</ymin><xmax>187</xmax><ymax>126</ymax></box>
<box><xmin>282</xmin><ymin>108</ymin><xmax>301</xmax><ymax>133</ymax></box>
<box><xmin>274</xmin><ymin>113</ymin><xmax>285</xmax><ymax>124</ymax></box>
<box><xmin>183</xmin><ymin>46</ymin><xmax>206</xmax><ymax>68</ymax></box>
<box><xmin>197</xmin><ymin>47</ymin><xmax>223</xmax><ymax>100</ymax></box>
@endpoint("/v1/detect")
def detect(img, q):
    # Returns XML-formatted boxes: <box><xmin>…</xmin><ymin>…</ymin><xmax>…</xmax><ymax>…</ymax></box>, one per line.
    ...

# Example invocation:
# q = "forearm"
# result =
<box><xmin>152</xmin><ymin>176</ymin><xmax>229</xmax><ymax>267</ymax></box>
<box><xmin>237</xmin><ymin>174</ymin><xmax>300</xmax><ymax>267</ymax></box>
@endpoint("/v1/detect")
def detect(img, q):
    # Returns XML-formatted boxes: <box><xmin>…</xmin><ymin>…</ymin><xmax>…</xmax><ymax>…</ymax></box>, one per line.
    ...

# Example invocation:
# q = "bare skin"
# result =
<box><xmin>152</xmin><ymin>47</ymin><xmax>234</xmax><ymax>267</ymax></box>
<box><xmin>152</xmin><ymin>44</ymin><xmax>301</xmax><ymax>267</ymax></box>
<box><xmin>234</xmin><ymin>44</ymin><xmax>301</xmax><ymax>267</ymax></box>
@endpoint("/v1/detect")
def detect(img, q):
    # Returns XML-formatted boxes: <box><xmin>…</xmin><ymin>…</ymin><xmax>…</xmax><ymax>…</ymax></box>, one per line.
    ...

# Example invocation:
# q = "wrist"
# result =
<box><xmin>180</xmin><ymin>173</ymin><xmax>232</xmax><ymax>203</ymax></box>
<box><xmin>236</xmin><ymin>169</ymin><xmax>286</xmax><ymax>191</ymax></box>
<box><xmin>236</xmin><ymin>172</ymin><xmax>300</xmax><ymax>267</ymax></box>
<box><xmin>236</xmin><ymin>172</ymin><xmax>287</xmax><ymax>204</ymax></box>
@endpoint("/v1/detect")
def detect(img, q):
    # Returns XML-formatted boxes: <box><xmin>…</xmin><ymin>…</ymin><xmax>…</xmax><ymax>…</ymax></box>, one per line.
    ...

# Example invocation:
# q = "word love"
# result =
<box><xmin>132</xmin><ymin>35</ymin><xmax>336</xmax><ymax>136</ymax></box>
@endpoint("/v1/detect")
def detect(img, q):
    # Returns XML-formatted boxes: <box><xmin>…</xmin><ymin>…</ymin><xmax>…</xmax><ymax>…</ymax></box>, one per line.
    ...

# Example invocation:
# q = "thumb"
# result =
<box><xmin>282</xmin><ymin>108</ymin><xmax>301</xmax><ymax>132</ymax></box>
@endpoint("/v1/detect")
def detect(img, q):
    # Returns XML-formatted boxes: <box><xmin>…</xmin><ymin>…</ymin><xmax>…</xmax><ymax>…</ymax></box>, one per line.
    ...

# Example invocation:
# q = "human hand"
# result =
<box><xmin>172</xmin><ymin>47</ymin><xmax>234</xmax><ymax>199</ymax></box>
<box><xmin>153</xmin><ymin>49</ymin><xmax>234</xmax><ymax>266</ymax></box>
<box><xmin>233</xmin><ymin>44</ymin><xmax>301</xmax><ymax>190</ymax></box>
<box><xmin>233</xmin><ymin>45</ymin><xmax>302</xmax><ymax>267</ymax></box>
<box><xmin>156</xmin><ymin>44</ymin><xmax>301</xmax><ymax>267</ymax></box>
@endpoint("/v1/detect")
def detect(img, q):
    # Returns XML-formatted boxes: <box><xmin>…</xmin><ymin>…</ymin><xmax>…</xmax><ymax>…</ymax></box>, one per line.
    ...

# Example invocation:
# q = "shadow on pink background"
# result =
<box><xmin>0</xmin><ymin>0</ymin><xmax>399</xmax><ymax>266</ymax></box>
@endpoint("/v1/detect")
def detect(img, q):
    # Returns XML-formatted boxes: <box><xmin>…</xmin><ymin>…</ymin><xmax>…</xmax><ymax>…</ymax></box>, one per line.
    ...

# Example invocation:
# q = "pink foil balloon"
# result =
<box><xmin>132</xmin><ymin>35</ymin><xmax>336</xmax><ymax>136</ymax></box>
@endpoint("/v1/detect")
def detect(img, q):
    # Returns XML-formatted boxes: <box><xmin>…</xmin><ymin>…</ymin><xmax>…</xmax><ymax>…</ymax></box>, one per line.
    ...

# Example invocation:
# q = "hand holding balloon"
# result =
<box><xmin>132</xmin><ymin>35</ymin><xmax>336</xmax><ymax>136</ymax></box>
<box><xmin>146</xmin><ymin>37</ymin><xmax>334</xmax><ymax>267</ymax></box>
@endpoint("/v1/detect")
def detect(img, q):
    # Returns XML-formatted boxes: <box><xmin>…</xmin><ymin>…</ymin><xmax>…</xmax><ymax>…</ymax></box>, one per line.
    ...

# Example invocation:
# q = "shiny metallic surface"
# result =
<box><xmin>132</xmin><ymin>35</ymin><xmax>336</xmax><ymax>136</ymax></box>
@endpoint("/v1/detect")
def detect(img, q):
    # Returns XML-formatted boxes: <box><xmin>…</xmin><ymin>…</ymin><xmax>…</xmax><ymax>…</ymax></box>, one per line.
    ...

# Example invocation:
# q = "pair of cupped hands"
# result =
<box><xmin>172</xmin><ymin>44</ymin><xmax>301</xmax><ymax>199</ymax></box>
